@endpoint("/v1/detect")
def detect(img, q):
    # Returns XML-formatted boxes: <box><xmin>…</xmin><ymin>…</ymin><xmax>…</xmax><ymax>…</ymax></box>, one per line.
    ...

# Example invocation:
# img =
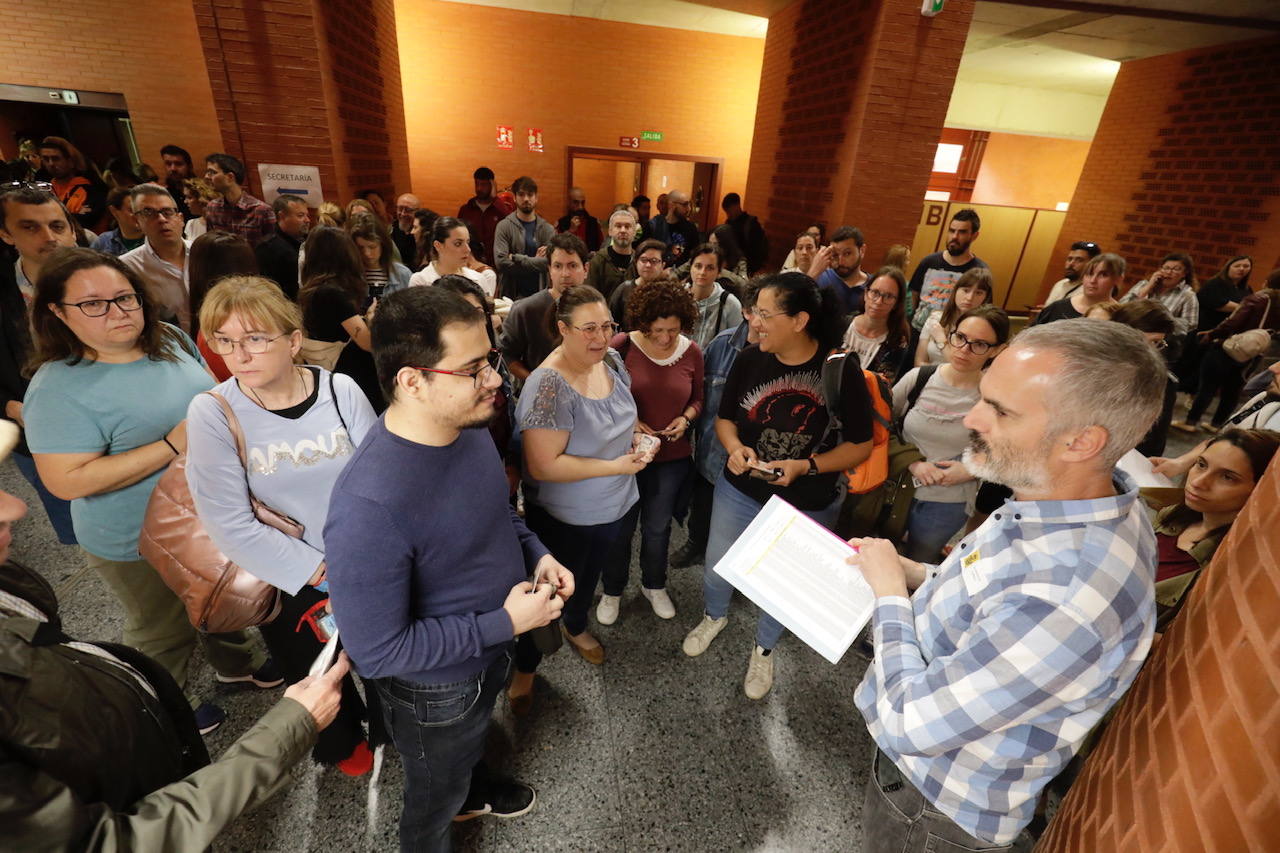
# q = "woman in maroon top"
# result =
<box><xmin>600</xmin><ymin>279</ymin><xmax>704</xmax><ymax>624</ymax></box>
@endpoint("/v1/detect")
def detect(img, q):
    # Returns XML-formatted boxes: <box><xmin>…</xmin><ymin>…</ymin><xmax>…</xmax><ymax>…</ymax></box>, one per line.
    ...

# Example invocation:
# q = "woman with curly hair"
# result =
<box><xmin>598</xmin><ymin>279</ymin><xmax>705</xmax><ymax>624</ymax></box>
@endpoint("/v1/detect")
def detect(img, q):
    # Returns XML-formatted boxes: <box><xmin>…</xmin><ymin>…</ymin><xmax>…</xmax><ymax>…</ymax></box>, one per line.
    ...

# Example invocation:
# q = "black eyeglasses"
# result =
<box><xmin>948</xmin><ymin>331</ymin><xmax>996</xmax><ymax>355</ymax></box>
<box><xmin>412</xmin><ymin>349</ymin><xmax>504</xmax><ymax>389</ymax></box>
<box><xmin>59</xmin><ymin>292</ymin><xmax>143</xmax><ymax>317</ymax></box>
<box><xmin>135</xmin><ymin>207</ymin><xmax>182</xmax><ymax>220</ymax></box>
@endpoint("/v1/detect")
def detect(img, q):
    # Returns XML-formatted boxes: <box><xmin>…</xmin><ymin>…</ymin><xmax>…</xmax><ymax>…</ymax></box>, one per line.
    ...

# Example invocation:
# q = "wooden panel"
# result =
<box><xmin>1007</xmin><ymin>209</ymin><xmax>1066</xmax><ymax>310</ymax></box>
<box><xmin>911</xmin><ymin>200</ymin><xmax>949</xmax><ymax>265</ymax></box>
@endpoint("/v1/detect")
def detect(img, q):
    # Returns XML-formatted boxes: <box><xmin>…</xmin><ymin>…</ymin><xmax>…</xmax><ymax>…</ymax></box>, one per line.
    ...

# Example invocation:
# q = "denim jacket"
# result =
<box><xmin>695</xmin><ymin>321</ymin><xmax>750</xmax><ymax>483</ymax></box>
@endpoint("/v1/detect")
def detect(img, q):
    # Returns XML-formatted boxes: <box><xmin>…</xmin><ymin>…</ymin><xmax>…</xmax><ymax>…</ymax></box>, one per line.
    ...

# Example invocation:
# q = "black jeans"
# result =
<box><xmin>1187</xmin><ymin>345</ymin><xmax>1246</xmax><ymax>427</ymax></box>
<box><xmin>517</xmin><ymin>502</ymin><xmax>635</xmax><ymax>673</ymax></box>
<box><xmin>862</xmin><ymin>749</ymin><xmax>1033</xmax><ymax>853</ymax></box>
<box><xmin>375</xmin><ymin>651</ymin><xmax>512</xmax><ymax>853</ymax></box>
<box><xmin>605</xmin><ymin>457</ymin><xmax>690</xmax><ymax>594</ymax></box>
<box><xmin>683</xmin><ymin>473</ymin><xmax>716</xmax><ymax>555</ymax></box>
<box><xmin>257</xmin><ymin>584</ymin><xmax>365</xmax><ymax>764</ymax></box>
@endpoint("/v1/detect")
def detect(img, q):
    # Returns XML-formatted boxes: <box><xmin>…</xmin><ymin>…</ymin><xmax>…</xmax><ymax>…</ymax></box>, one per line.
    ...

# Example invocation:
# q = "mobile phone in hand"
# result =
<box><xmin>748</xmin><ymin>461</ymin><xmax>782</xmax><ymax>482</ymax></box>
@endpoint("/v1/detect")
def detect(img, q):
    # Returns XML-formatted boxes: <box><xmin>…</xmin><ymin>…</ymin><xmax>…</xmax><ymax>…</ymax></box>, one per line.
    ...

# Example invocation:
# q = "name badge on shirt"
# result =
<box><xmin>961</xmin><ymin>548</ymin><xmax>983</xmax><ymax>590</ymax></box>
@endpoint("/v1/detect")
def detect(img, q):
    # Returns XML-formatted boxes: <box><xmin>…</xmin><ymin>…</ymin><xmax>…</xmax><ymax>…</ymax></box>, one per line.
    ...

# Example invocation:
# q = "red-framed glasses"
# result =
<box><xmin>411</xmin><ymin>349</ymin><xmax>503</xmax><ymax>389</ymax></box>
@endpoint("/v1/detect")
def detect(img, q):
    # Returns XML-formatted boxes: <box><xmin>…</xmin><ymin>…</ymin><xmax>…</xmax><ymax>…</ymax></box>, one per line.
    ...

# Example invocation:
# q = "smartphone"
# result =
<box><xmin>748</xmin><ymin>461</ymin><xmax>782</xmax><ymax>482</ymax></box>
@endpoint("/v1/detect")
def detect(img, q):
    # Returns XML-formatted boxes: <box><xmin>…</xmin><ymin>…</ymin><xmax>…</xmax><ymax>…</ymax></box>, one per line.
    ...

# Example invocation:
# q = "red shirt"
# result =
<box><xmin>611</xmin><ymin>333</ymin><xmax>704</xmax><ymax>463</ymax></box>
<box><xmin>1155</xmin><ymin>531</ymin><xmax>1200</xmax><ymax>583</ymax></box>
<box><xmin>457</xmin><ymin>197</ymin><xmax>513</xmax><ymax>266</ymax></box>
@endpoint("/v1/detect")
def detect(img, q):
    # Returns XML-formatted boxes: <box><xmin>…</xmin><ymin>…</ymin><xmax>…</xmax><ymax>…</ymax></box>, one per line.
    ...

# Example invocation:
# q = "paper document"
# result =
<box><xmin>1117</xmin><ymin>449</ymin><xmax>1174</xmax><ymax>488</ymax></box>
<box><xmin>712</xmin><ymin>496</ymin><xmax>876</xmax><ymax>664</ymax></box>
<box><xmin>309</xmin><ymin>629</ymin><xmax>341</xmax><ymax>678</ymax></box>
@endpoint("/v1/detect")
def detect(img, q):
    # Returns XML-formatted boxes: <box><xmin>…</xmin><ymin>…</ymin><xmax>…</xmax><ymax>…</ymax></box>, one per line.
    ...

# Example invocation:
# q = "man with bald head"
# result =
<box><xmin>393</xmin><ymin>193</ymin><xmax>420</xmax><ymax>268</ymax></box>
<box><xmin>849</xmin><ymin>319</ymin><xmax>1166</xmax><ymax>852</ymax></box>
<box><xmin>647</xmin><ymin>189</ymin><xmax>700</xmax><ymax>267</ymax></box>
<box><xmin>556</xmin><ymin>187</ymin><xmax>602</xmax><ymax>252</ymax></box>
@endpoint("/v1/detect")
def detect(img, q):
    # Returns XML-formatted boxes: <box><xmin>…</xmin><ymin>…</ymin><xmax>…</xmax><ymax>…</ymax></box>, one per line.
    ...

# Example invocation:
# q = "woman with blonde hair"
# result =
<box><xmin>185</xmin><ymin>275</ymin><xmax>377</xmax><ymax>773</ymax></box>
<box><xmin>181</xmin><ymin>177</ymin><xmax>218</xmax><ymax>242</ymax></box>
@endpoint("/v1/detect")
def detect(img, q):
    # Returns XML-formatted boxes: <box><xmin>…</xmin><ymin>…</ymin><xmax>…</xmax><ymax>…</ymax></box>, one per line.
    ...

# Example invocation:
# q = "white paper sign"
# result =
<box><xmin>257</xmin><ymin>164</ymin><xmax>324</xmax><ymax>206</ymax></box>
<box><xmin>712</xmin><ymin>496</ymin><xmax>876</xmax><ymax>664</ymax></box>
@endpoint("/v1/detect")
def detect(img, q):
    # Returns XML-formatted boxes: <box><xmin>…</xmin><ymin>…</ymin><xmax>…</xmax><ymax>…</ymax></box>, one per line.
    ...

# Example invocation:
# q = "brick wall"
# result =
<box><xmin>0</xmin><ymin>0</ymin><xmax>223</xmax><ymax>175</ymax></box>
<box><xmin>392</xmin><ymin>0</ymin><xmax>764</xmax><ymax>220</ymax></box>
<box><xmin>315</xmin><ymin>0</ymin><xmax>412</xmax><ymax>202</ymax></box>
<box><xmin>1045</xmin><ymin>36</ymin><xmax>1280</xmax><ymax>298</ymax></box>
<box><xmin>1039</xmin><ymin>453</ymin><xmax>1280</xmax><ymax>852</ymax></box>
<box><xmin>748</xmin><ymin>0</ymin><xmax>975</xmax><ymax>269</ymax></box>
<box><xmin>192</xmin><ymin>0</ymin><xmax>411</xmax><ymax>204</ymax></box>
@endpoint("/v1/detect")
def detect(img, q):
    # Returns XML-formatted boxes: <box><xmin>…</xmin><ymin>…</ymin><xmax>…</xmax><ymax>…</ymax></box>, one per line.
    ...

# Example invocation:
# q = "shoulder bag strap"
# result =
<box><xmin>906</xmin><ymin>364</ymin><xmax>939</xmax><ymax>414</ymax></box>
<box><xmin>326</xmin><ymin>369</ymin><xmax>349</xmax><ymax>433</ymax></box>
<box><xmin>205</xmin><ymin>391</ymin><xmax>249</xmax><ymax>470</ymax></box>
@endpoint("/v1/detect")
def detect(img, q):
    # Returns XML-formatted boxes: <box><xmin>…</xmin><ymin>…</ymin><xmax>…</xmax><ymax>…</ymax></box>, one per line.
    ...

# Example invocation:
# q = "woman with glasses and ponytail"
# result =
<box><xmin>894</xmin><ymin>304</ymin><xmax>1010</xmax><ymax>563</ymax></box>
<box><xmin>682</xmin><ymin>272</ymin><xmax>874</xmax><ymax>700</ymax></box>
<box><xmin>185</xmin><ymin>276</ymin><xmax>377</xmax><ymax>774</ymax></box>
<box><xmin>511</xmin><ymin>282</ymin><xmax>647</xmax><ymax>711</ymax></box>
<box><xmin>23</xmin><ymin>248</ymin><xmax>274</xmax><ymax>736</ymax></box>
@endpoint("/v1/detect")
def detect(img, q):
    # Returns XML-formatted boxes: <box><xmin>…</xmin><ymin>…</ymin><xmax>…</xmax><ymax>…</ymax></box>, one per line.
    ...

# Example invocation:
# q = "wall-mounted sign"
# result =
<box><xmin>59</xmin><ymin>90</ymin><xmax>79</xmax><ymax>105</ymax></box>
<box><xmin>921</xmin><ymin>0</ymin><xmax>944</xmax><ymax>16</ymax></box>
<box><xmin>257</xmin><ymin>164</ymin><xmax>324</xmax><ymax>205</ymax></box>
<box><xmin>620</xmin><ymin>136</ymin><xmax>639</xmax><ymax>149</ymax></box>
<box><xmin>497</xmin><ymin>125</ymin><xmax>514</xmax><ymax>149</ymax></box>
<box><xmin>640</xmin><ymin>130</ymin><xmax>663</xmax><ymax>141</ymax></box>
<box><xmin>527</xmin><ymin>128</ymin><xmax>544</xmax><ymax>153</ymax></box>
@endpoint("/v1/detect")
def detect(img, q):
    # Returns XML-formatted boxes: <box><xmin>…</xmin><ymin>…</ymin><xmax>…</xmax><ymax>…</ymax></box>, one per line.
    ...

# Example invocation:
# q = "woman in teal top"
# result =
<box><xmin>23</xmin><ymin>248</ymin><xmax>272</xmax><ymax>735</ymax></box>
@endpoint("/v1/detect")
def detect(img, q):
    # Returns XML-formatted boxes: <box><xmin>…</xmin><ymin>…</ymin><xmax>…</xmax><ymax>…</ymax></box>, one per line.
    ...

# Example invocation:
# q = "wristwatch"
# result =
<box><xmin>806</xmin><ymin>457</ymin><xmax>819</xmax><ymax>476</ymax></box>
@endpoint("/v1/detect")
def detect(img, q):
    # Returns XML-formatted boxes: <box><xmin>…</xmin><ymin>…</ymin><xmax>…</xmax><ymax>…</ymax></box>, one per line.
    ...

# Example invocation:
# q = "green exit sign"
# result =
<box><xmin>641</xmin><ymin>131</ymin><xmax>663</xmax><ymax>141</ymax></box>
<box><xmin>921</xmin><ymin>0</ymin><xmax>944</xmax><ymax>15</ymax></box>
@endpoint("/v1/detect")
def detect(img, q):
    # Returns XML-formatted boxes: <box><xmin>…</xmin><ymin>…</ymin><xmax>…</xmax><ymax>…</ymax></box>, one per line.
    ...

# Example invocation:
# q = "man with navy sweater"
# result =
<box><xmin>324</xmin><ymin>286</ymin><xmax>573</xmax><ymax>852</ymax></box>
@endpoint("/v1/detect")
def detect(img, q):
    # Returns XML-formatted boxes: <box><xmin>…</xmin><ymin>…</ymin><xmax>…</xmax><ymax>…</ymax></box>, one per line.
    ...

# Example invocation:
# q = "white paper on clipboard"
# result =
<box><xmin>308</xmin><ymin>629</ymin><xmax>341</xmax><ymax>678</ymax></box>
<box><xmin>711</xmin><ymin>495</ymin><xmax>876</xmax><ymax>664</ymax></box>
<box><xmin>1117</xmin><ymin>448</ymin><xmax>1174</xmax><ymax>488</ymax></box>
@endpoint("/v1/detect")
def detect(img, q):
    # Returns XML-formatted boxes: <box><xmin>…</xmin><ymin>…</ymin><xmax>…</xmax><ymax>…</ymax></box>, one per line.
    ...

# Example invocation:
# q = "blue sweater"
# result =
<box><xmin>324</xmin><ymin>420</ymin><xmax>548</xmax><ymax>684</ymax></box>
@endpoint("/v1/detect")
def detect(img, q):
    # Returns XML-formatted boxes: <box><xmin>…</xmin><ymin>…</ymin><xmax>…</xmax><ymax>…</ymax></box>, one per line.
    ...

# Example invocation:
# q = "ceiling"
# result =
<box><xmin>960</xmin><ymin>2</ymin><xmax>1270</xmax><ymax>97</ymax></box>
<box><xmin>432</xmin><ymin>0</ymin><xmax>1277</xmax><ymax>136</ymax></box>
<box><xmin>434</xmin><ymin>0</ymin><xmax>769</xmax><ymax>38</ymax></box>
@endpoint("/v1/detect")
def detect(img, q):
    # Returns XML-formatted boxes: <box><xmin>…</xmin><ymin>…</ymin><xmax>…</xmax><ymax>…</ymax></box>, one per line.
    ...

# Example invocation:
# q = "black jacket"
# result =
<box><xmin>391</xmin><ymin>224</ymin><xmax>418</xmax><ymax>271</ymax></box>
<box><xmin>729</xmin><ymin>212</ymin><xmax>769</xmax><ymax>274</ymax></box>
<box><xmin>254</xmin><ymin>230</ymin><xmax>303</xmax><ymax>300</ymax></box>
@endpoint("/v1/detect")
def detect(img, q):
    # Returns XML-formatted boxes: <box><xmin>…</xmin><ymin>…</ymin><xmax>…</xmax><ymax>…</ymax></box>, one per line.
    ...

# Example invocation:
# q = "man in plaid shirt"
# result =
<box><xmin>202</xmin><ymin>153</ymin><xmax>277</xmax><ymax>246</ymax></box>
<box><xmin>851</xmin><ymin>320</ymin><xmax>1167</xmax><ymax>851</ymax></box>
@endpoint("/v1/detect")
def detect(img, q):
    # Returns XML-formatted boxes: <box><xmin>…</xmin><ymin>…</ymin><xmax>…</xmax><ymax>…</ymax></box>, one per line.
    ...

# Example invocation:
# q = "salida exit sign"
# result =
<box><xmin>921</xmin><ymin>0</ymin><xmax>944</xmax><ymax>15</ymax></box>
<box><xmin>641</xmin><ymin>130</ymin><xmax>663</xmax><ymax>141</ymax></box>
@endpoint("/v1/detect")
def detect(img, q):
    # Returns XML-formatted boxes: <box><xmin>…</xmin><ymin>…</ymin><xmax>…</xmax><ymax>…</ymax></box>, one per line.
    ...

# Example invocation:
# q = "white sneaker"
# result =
<box><xmin>744</xmin><ymin>645</ymin><xmax>774</xmax><ymax>700</ymax></box>
<box><xmin>596</xmin><ymin>594</ymin><xmax>620</xmax><ymax>626</ymax></box>
<box><xmin>682</xmin><ymin>614</ymin><xmax>727</xmax><ymax>657</ymax></box>
<box><xmin>641</xmin><ymin>587</ymin><xmax>676</xmax><ymax>619</ymax></box>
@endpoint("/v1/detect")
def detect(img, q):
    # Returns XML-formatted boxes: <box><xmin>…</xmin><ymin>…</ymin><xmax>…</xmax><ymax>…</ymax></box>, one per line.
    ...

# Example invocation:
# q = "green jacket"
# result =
<box><xmin>585</xmin><ymin>244</ymin><xmax>633</xmax><ymax>301</ymax></box>
<box><xmin>835</xmin><ymin>437</ymin><xmax>925</xmax><ymax>543</ymax></box>
<box><xmin>0</xmin><ymin>561</ymin><xmax>317</xmax><ymax>852</ymax></box>
<box><xmin>1152</xmin><ymin>502</ymin><xmax>1228</xmax><ymax>610</ymax></box>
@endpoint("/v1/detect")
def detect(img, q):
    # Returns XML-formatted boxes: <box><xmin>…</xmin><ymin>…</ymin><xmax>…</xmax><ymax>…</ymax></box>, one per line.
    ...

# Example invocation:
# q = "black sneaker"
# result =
<box><xmin>216</xmin><ymin>659</ymin><xmax>285</xmax><ymax>689</ymax></box>
<box><xmin>671</xmin><ymin>542</ymin><xmax>704</xmax><ymax>569</ymax></box>
<box><xmin>454</xmin><ymin>780</ymin><xmax>537</xmax><ymax>822</ymax></box>
<box><xmin>194</xmin><ymin>702</ymin><xmax>226</xmax><ymax>736</ymax></box>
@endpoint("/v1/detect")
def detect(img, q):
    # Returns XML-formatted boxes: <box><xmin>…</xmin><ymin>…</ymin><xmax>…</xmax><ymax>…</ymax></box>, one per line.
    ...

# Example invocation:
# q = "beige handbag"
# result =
<box><xmin>139</xmin><ymin>392</ymin><xmax>299</xmax><ymax>633</ymax></box>
<box><xmin>299</xmin><ymin>338</ymin><xmax>346</xmax><ymax>371</ymax></box>
<box><xmin>1222</xmin><ymin>297</ymin><xmax>1273</xmax><ymax>364</ymax></box>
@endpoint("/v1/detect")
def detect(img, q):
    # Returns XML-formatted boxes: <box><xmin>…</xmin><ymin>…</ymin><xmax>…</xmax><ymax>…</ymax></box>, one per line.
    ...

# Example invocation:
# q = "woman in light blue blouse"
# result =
<box><xmin>512</xmin><ymin>285</ymin><xmax>647</xmax><ymax>710</ymax></box>
<box><xmin>23</xmin><ymin>248</ymin><xmax>272</xmax><ymax>735</ymax></box>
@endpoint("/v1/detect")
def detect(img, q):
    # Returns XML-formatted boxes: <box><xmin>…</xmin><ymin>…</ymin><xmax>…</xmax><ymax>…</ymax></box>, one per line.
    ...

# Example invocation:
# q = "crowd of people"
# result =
<box><xmin>2</xmin><ymin>139</ymin><xmax>1278</xmax><ymax>853</ymax></box>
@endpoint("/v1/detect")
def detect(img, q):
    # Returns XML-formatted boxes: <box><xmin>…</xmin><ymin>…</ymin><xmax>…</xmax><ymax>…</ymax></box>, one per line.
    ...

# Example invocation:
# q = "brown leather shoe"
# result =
<box><xmin>562</xmin><ymin>625</ymin><xmax>605</xmax><ymax>665</ymax></box>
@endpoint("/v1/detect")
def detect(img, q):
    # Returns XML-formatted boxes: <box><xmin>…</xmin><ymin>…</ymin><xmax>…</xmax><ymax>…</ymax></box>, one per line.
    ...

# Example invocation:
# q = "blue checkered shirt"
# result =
<box><xmin>855</xmin><ymin>471</ymin><xmax>1156</xmax><ymax>844</ymax></box>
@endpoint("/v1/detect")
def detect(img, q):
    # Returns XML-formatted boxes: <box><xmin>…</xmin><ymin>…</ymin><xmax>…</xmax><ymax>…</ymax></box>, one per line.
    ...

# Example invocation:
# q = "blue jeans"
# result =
<box><xmin>12</xmin><ymin>451</ymin><xmax>77</xmax><ymax>545</ymax></box>
<box><xmin>904</xmin><ymin>499</ymin><xmax>969</xmax><ymax>563</ymax></box>
<box><xmin>375</xmin><ymin>651</ymin><xmax>512</xmax><ymax>853</ymax></box>
<box><xmin>702</xmin><ymin>477</ymin><xmax>843</xmax><ymax>650</ymax></box>
<box><xmin>605</xmin><ymin>457</ymin><xmax>691</xmax><ymax>594</ymax></box>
